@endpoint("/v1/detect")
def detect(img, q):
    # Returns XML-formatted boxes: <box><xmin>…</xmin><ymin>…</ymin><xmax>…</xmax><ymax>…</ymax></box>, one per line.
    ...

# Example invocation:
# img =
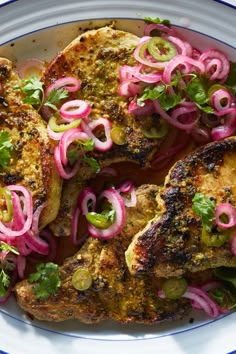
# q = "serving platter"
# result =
<box><xmin>0</xmin><ymin>0</ymin><xmax>236</xmax><ymax>353</ymax></box>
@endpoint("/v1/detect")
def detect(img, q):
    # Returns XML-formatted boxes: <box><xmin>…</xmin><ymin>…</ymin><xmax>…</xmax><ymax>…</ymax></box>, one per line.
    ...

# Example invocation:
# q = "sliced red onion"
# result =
<box><xmin>88</xmin><ymin>188</ymin><xmax>126</xmax><ymax>239</ymax></box>
<box><xmin>144</xmin><ymin>23</ymin><xmax>177</xmax><ymax>37</ymax></box>
<box><xmin>215</xmin><ymin>203</ymin><xmax>236</xmax><ymax>229</ymax></box>
<box><xmin>59</xmin><ymin>129</ymin><xmax>90</xmax><ymax>166</ymax></box>
<box><xmin>71</xmin><ymin>205</ymin><xmax>81</xmax><ymax>246</ymax></box>
<box><xmin>211</xmin><ymin>110</ymin><xmax>236</xmax><ymax>140</ymax></box>
<box><xmin>118</xmin><ymin>80</ymin><xmax>140</xmax><ymax>97</ymax></box>
<box><xmin>165</xmin><ymin>35</ymin><xmax>193</xmax><ymax>56</ymax></box>
<box><xmin>121</xmin><ymin>64</ymin><xmax>162</xmax><ymax>83</ymax></box>
<box><xmin>0</xmin><ymin>186</ymin><xmax>33</xmax><ymax>238</ymax></box>
<box><xmin>45</xmin><ymin>77</ymin><xmax>81</xmax><ymax>96</ymax></box>
<box><xmin>78</xmin><ymin>187</ymin><xmax>96</xmax><ymax>215</ymax></box>
<box><xmin>154</xmin><ymin>100</ymin><xmax>198</xmax><ymax>131</ymax></box>
<box><xmin>205</xmin><ymin>58</ymin><xmax>223</xmax><ymax>81</ymax></box>
<box><xmin>190</xmin><ymin>127</ymin><xmax>211</xmax><ymax>145</ymax></box>
<box><xmin>47</xmin><ymin>123</ymin><xmax>64</xmax><ymax>141</ymax></box>
<box><xmin>118</xmin><ymin>180</ymin><xmax>134</xmax><ymax>193</ymax></box>
<box><xmin>162</xmin><ymin>55</ymin><xmax>205</xmax><ymax>84</ymax></box>
<box><xmin>59</xmin><ymin>100</ymin><xmax>91</xmax><ymax>121</ymax></box>
<box><xmin>133</xmin><ymin>37</ymin><xmax>168</xmax><ymax>70</ymax></box>
<box><xmin>211</xmin><ymin>89</ymin><xmax>232</xmax><ymax>113</ymax></box>
<box><xmin>16</xmin><ymin>58</ymin><xmax>45</xmax><ymax>79</ymax></box>
<box><xmin>199</xmin><ymin>49</ymin><xmax>230</xmax><ymax>81</ymax></box>
<box><xmin>24</xmin><ymin>231</ymin><xmax>49</xmax><ymax>255</ymax></box>
<box><xmin>81</xmin><ymin>118</ymin><xmax>113</xmax><ymax>151</ymax></box>
<box><xmin>201</xmin><ymin>112</ymin><xmax>221</xmax><ymax>127</ymax></box>
<box><xmin>54</xmin><ymin>145</ymin><xmax>80</xmax><ymax>180</ymax></box>
<box><xmin>121</xmin><ymin>186</ymin><xmax>137</xmax><ymax>208</ymax></box>
<box><xmin>158</xmin><ymin>285</ymin><xmax>221</xmax><ymax>318</ymax></box>
<box><xmin>128</xmin><ymin>99</ymin><xmax>155</xmax><ymax>116</ymax></box>
<box><xmin>16</xmin><ymin>255</ymin><xmax>26</xmax><ymax>279</ymax></box>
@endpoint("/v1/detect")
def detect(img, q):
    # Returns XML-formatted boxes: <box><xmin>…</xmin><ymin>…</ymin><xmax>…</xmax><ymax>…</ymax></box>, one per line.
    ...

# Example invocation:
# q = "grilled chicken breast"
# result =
<box><xmin>126</xmin><ymin>137</ymin><xmax>236</xmax><ymax>278</ymax></box>
<box><xmin>0</xmin><ymin>58</ymin><xmax>61</xmax><ymax>228</ymax></box>
<box><xmin>15</xmin><ymin>185</ymin><xmax>191</xmax><ymax>323</ymax></box>
<box><xmin>43</xmin><ymin>26</ymin><xmax>164</xmax><ymax>236</ymax></box>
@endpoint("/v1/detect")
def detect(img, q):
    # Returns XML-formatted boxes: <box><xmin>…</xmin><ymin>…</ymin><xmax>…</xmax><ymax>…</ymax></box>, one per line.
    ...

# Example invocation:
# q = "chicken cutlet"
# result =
<box><xmin>42</xmin><ymin>26</ymin><xmax>164</xmax><ymax>236</ymax></box>
<box><xmin>15</xmin><ymin>185</ymin><xmax>191</xmax><ymax>323</ymax></box>
<box><xmin>0</xmin><ymin>58</ymin><xmax>61</xmax><ymax>228</ymax></box>
<box><xmin>126</xmin><ymin>137</ymin><xmax>236</xmax><ymax>278</ymax></box>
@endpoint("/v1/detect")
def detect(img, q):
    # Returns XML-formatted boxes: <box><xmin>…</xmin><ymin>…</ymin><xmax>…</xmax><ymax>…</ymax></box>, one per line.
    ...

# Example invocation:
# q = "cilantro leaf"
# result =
<box><xmin>186</xmin><ymin>76</ymin><xmax>214</xmax><ymax>114</ymax></box>
<box><xmin>28</xmin><ymin>262</ymin><xmax>61</xmax><ymax>300</ymax></box>
<box><xmin>192</xmin><ymin>192</ymin><xmax>216</xmax><ymax>232</ymax></box>
<box><xmin>0</xmin><ymin>131</ymin><xmax>13</xmax><ymax>170</ymax></box>
<box><xmin>210</xmin><ymin>286</ymin><xmax>236</xmax><ymax>310</ymax></box>
<box><xmin>137</xmin><ymin>85</ymin><xmax>166</xmax><ymax>106</ymax></box>
<box><xmin>83</xmin><ymin>155</ymin><xmax>100</xmax><ymax>173</ymax></box>
<box><xmin>44</xmin><ymin>88</ymin><xmax>69</xmax><ymax>111</ymax></box>
<box><xmin>0</xmin><ymin>242</ymin><xmax>19</xmax><ymax>255</ymax></box>
<box><xmin>144</xmin><ymin>17</ymin><xmax>171</xmax><ymax>26</ymax></box>
<box><xmin>0</xmin><ymin>269</ymin><xmax>10</xmax><ymax>298</ymax></box>
<box><xmin>81</xmin><ymin>139</ymin><xmax>95</xmax><ymax>152</ymax></box>
<box><xmin>20</xmin><ymin>76</ymin><xmax>44</xmax><ymax>107</ymax></box>
<box><xmin>158</xmin><ymin>92</ymin><xmax>182</xmax><ymax>111</ymax></box>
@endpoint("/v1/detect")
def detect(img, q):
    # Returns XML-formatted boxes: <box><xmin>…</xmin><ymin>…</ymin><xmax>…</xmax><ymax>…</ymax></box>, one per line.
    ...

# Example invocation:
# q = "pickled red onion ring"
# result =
<box><xmin>215</xmin><ymin>203</ymin><xmax>236</xmax><ymax>229</ymax></box>
<box><xmin>162</xmin><ymin>54</ymin><xmax>205</xmax><ymax>84</ymax></box>
<box><xmin>0</xmin><ymin>186</ymin><xmax>33</xmax><ymax>237</ymax></box>
<box><xmin>199</xmin><ymin>49</ymin><xmax>230</xmax><ymax>81</ymax></box>
<box><xmin>88</xmin><ymin>188</ymin><xmax>126</xmax><ymax>239</ymax></box>
<box><xmin>81</xmin><ymin>118</ymin><xmax>112</xmax><ymax>151</ymax></box>
<box><xmin>59</xmin><ymin>100</ymin><xmax>91</xmax><ymax>121</ymax></box>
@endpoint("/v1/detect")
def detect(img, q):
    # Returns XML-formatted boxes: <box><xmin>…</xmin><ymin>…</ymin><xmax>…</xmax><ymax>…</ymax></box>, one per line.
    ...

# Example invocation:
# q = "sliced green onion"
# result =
<box><xmin>0</xmin><ymin>187</ymin><xmax>13</xmax><ymax>223</ymax></box>
<box><xmin>147</xmin><ymin>37</ymin><xmax>177</xmax><ymax>62</ymax></box>
<box><xmin>72</xmin><ymin>268</ymin><xmax>92</xmax><ymax>291</ymax></box>
<box><xmin>162</xmin><ymin>277</ymin><xmax>188</xmax><ymax>299</ymax></box>
<box><xmin>48</xmin><ymin>115</ymin><xmax>81</xmax><ymax>132</ymax></box>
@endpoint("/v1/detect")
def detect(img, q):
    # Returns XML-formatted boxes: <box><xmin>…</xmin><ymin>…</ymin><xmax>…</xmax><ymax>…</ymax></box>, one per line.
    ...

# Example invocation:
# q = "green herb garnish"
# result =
<box><xmin>144</xmin><ymin>17</ymin><xmax>171</xmax><ymax>26</ymax></box>
<box><xmin>0</xmin><ymin>241</ymin><xmax>19</xmax><ymax>255</ymax></box>
<box><xmin>192</xmin><ymin>192</ymin><xmax>216</xmax><ymax>232</ymax></box>
<box><xmin>186</xmin><ymin>75</ymin><xmax>214</xmax><ymax>114</ymax></box>
<box><xmin>137</xmin><ymin>73</ymin><xmax>182</xmax><ymax>111</ymax></box>
<box><xmin>0</xmin><ymin>131</ymin><xmax>13</xmax><ymax>170</ymax></box>
<box><xmin>17</xmin><ymin>76</ymin><xmax>68</xmax><ymax>111</ymax></box>
<box><xmin>0</xmin><ymin>269</ymin><xmax>10</xmax><ymax>298</ymax></box>
<box><xmin>28</xmin><ymin>262</ymin><xmax>61</xmax><ymax>300</ymax></box>
<box><xmin>67</xmin><ymin>139</ymin><xmax>100</xmax><ymax>173</ymax></box>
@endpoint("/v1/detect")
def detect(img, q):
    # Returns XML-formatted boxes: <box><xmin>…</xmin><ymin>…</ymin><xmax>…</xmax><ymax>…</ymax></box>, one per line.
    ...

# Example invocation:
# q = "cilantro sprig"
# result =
<box><xmin>67</xmin><ymin>139</ymin><xmax>100</xmax><ymax>173</ymax></box>
<box><xmin>0</xmin><ymin>131</ymin><xmax>13</xmax><ymax>171</ymax></box>
<box><xmin>28</xmin><ymin>262</ymin><xmax>61</xmax><ymax>300</ymax></box>
<box><xmin>137</xmin><ymin>73</ymin><xmax>182</xmax><ymax>111</ymax></box>
<box><xmin>17</xmin><ymin>76</ymin><xmax>69</xmax><ymax>112</ymax></box>
<box><xmin>144</xmin><ymin>17</ymin><xmax>171</xmax><ymax>27</ymax></box>
<box><xmin>0</xmin><ymin>242</ymin><xmax>19</xmax><ymax>298</ymax></box>
<box><xmin>192</xmin><ymin>193</ymin><xmax>216</xmax><ymax>232</ymax></box>
<box><xmin>186</xmin><ymin>75</ymin><xmax>214</xmax><ymax>114</ymax></box>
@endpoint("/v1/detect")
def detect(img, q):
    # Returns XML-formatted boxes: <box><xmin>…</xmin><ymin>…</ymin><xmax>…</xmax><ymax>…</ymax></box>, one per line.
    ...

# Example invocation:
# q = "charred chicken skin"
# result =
<box><xmin>126</xmin><ymin>137</ymin><xmax>236</xmax><ymax>278</ymax></box>
<box><xmin>42</xmin><ymin>26</ymin><xmax>164</xmax><ymax>237</ymax></box>
<box><xmin>15</xmin><ymin>185</ymin><xmax>191</xmax><ymax>323</ymax></box>
<box><xmin>0</xmin><ymin>58</ymin><xmax>61</xmax><ymax>228</ymax></box>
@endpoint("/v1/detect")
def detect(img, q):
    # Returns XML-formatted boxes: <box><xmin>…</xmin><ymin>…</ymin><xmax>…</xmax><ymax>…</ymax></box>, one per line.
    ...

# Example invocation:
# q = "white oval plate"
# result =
<box><xmin>0</xmin><ymin>1</ymin><xmax>236</xmax><ymax>353</ymax></box>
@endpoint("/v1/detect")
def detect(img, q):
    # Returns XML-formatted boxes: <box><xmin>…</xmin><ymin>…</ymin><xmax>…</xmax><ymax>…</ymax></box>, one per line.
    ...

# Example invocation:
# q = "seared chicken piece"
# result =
<box><xmin>15</xmin><ymin>185</ymin><xmax>190</xmax><ymax>323</ymax></box>
<box><xmin>43</xmin><ymin>26</ymin><xmax>164</xmax><ymax>236</ymax></box>
<box><xmin>0</xmin><ymin>58</ymin><xmax>62</xmax><ymax>228</ymax></box>
<box><xmin>126</xmin><ymin>137</ymin><xmax>236</xmax><ymax>278</ymax></box>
